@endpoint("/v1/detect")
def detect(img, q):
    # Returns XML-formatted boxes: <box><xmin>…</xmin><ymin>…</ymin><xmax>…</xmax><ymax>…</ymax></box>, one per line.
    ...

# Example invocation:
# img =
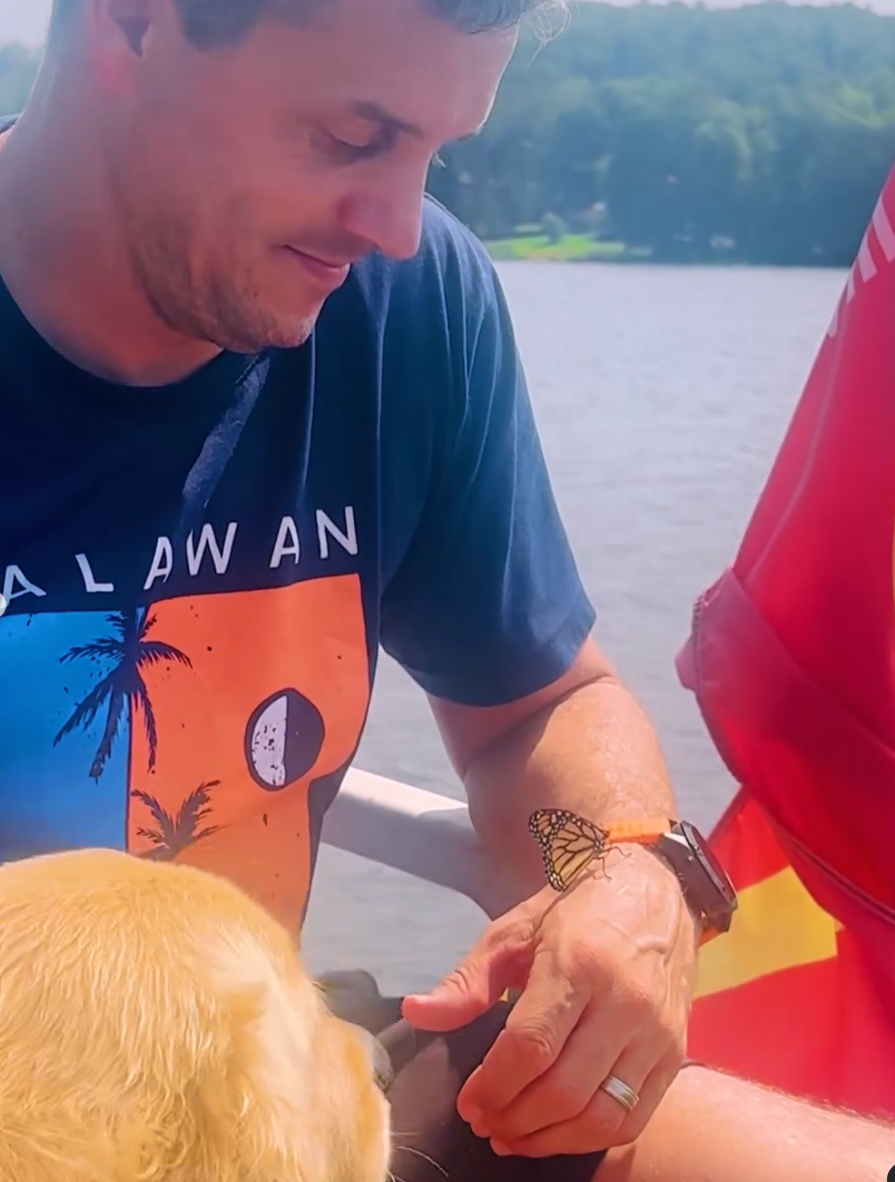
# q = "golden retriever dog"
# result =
<box><xmin>0</xmin><ymin>848</ymin><xmax>391</xmax><ymax>1182</ymax></box>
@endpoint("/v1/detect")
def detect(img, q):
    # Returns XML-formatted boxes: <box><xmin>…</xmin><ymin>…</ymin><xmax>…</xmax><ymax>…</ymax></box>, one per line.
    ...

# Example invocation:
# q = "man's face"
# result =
<box><xmin>88</xmin><ymin>0</ymin><xmax>516</xmax><ymax>352</ymax></box>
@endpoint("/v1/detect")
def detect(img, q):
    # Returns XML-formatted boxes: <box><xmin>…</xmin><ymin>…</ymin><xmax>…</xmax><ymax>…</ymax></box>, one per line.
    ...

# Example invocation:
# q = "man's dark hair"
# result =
<box><xmin>52</xmin><ymin>0</ymin><xmax>562</xmax><ymax>48</ymax></box>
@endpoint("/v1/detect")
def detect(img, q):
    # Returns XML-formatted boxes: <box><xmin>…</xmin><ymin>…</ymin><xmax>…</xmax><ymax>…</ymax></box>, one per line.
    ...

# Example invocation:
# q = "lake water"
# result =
<box><xmin>302</xmin><ymin>260</ymin><xmax>847</xmax><ymax>995</ymax></box>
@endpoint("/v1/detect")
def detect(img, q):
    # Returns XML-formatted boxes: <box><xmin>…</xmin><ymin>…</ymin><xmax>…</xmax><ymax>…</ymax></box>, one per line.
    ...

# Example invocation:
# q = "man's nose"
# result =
<box><xmin>339</xmin><ymin>176</ymin><xmax>427</xmax><ymax>262</ymax></box>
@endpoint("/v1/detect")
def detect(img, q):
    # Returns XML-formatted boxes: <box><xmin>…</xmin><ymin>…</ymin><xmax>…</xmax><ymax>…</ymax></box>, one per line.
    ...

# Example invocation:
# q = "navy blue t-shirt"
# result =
<box><xmin>0</xmin><ymin>196</ymin><xmax>594</xmax><ymax>934</ymax></box>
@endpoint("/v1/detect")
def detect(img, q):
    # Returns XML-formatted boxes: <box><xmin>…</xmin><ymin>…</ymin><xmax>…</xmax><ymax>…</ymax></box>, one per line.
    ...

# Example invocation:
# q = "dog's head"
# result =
<box><xmin>0</xmin><ymin>848</ymin><xmax>391</xmax><ymax>1182</ymax></box>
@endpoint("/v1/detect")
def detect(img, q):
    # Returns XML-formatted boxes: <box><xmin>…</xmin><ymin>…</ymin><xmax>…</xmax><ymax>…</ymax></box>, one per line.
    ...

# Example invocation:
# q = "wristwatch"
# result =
<box><xmin>647</xmin><ymin>820</ymin><xmax>738</xmax><ymax>938</ymax></box>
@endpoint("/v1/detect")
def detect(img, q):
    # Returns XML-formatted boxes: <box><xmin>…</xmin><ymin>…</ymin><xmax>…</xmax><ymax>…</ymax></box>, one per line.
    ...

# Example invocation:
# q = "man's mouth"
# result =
<box><xmin>281</xmin><ymin>246</ymin><xmax>353</xmax><ymax>290</ymax></box>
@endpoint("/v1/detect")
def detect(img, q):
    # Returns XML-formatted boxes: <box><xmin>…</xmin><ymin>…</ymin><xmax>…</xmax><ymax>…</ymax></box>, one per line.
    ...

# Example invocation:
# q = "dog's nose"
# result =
<box><xmin>373</xmin><ymin>1018</ymin><xmax>439</xmax><ymax>1093</ymax></box>
<box><xmin>371</xmin><ymin>1033</ymin><xmax>396</xmax><ymax>1094</ymax></box>
<box><xmin>352</xmin><ymin>1025</ymin><xmax>396</xmax><ymax>1093</ymax></box>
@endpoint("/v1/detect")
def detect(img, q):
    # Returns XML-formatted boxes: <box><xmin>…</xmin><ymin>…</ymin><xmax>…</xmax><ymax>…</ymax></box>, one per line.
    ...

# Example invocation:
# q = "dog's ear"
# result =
<box><xmin>0</xmin><ymin>851</ymin><xmax>391</xmax><ymax>1182</ymax></box>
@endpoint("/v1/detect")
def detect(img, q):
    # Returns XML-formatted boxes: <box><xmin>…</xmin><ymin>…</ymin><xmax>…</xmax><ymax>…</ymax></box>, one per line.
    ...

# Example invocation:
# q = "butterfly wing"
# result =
<box><xmin>528</xmin><ymin>808</ymin><xmax>608</xmax><ymax>892</ymax></box>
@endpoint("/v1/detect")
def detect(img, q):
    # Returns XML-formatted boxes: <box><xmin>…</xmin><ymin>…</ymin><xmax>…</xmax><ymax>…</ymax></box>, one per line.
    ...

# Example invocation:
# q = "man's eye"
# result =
<box><xmin>321</xmin><ymin>125</ymin><xmax>397</xmax><ymax>164</ymax></box>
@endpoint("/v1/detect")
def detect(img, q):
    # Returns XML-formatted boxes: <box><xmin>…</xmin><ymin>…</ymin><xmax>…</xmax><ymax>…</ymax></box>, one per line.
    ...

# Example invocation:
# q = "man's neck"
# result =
<box><xmin>0</xmin><ymin>93</ymin><xmax>222</xmax><ymax>388</ymax></box>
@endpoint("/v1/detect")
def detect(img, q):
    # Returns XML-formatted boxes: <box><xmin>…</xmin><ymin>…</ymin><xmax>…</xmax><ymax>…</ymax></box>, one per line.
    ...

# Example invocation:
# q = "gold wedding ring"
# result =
<box><xmin>599</xmin><ymin>1073</ymin><xmax>640</xmax><ymax>1113</ymax></box>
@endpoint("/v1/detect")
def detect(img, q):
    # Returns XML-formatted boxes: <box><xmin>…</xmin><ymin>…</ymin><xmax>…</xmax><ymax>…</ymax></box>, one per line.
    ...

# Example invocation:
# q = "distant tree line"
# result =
<box><xmin>3</xmin><ymin>4</ymin><xmax>895</xmax><ymax>265</ymax></box>
<box><xmin>428</xmin><ymin>2</ymin><xmax>895</xmax><ymax>265</ymax></box>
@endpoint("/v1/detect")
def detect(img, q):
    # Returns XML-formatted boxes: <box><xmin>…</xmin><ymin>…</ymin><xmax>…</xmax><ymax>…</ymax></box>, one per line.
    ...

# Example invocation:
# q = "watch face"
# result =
<box><xmin>678</xmin><ymin>820</ymin><xmax>739</xmax><ymax>911</ymax></box>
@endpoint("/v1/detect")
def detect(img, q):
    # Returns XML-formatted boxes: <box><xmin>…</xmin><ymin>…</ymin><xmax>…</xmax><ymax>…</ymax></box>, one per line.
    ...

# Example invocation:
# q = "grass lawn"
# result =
<box><xmin>484</xmin><ymin>234</ymin><xmax>630</xmax><ymax>262</ymax></box>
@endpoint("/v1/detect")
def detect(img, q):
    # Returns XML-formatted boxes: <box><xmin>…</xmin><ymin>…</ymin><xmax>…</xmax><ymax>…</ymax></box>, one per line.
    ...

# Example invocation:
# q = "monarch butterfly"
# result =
<box><xmin>528</xmin><ymin>809</ymin><xmax>611</xmax><ymax>892</ymax></box>
<box><xmin>528</xmin><ymin>809</ymin><xmax>673</xmax><ymax>893</ymax></box>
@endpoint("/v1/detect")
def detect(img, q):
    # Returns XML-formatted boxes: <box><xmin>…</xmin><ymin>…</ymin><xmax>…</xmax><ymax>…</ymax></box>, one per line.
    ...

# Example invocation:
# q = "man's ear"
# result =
<box><xmin>86</xmin><ymin>0</ymin><xmax>170</xmax><ymax>95</ymax></box>
<box><xmin>104</xmin><ymin>0</ymin><xmax>154</xmax><ymax>55</ymax></box>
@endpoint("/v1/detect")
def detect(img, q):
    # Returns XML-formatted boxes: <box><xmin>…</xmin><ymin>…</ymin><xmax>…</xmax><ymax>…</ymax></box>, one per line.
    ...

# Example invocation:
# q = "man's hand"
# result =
<box><xmin>402</xmin><ymin>845</ymin><xmax>698</xmax><ymax>1158</ymax></box>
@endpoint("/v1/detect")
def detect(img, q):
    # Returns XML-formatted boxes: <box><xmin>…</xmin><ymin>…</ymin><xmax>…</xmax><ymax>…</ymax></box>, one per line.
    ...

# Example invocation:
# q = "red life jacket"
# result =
<box><xmin>680</xmin><ymin>167</ymin><xmax>895</xmax><ymax>1118</ymax></box>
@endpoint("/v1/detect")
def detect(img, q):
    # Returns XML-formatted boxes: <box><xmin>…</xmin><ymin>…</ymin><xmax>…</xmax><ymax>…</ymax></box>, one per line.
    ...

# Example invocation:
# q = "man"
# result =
<box><xmin>0</xmin><ymin>0</ymin><xmax>716</xmax><ymax>1176</ymax></box>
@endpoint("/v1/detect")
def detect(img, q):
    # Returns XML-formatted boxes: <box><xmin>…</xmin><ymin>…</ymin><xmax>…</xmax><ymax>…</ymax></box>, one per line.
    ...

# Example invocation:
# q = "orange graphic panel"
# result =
<box><xmin>128</xmin><ymin>575</ymin><xmax>370</xmax><ymax>937</ymax></box>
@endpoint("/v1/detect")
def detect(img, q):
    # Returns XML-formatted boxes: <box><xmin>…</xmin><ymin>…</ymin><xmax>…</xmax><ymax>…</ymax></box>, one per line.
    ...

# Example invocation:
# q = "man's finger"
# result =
<box><xmin>603</xmin><ymin>1051</ymin><xmax>683</xmax><ymax>1145</ymax></box>
<box><xmin>484</xmin><ymin>1000</ymin><xmax>632</xmax><ymax>1141</ymax></box>
<box><xmin>489</xmin><ymin>1046</ymin><xmax>666</xmax><ymax>1159</ymax></box>
<box><xmin>562</xmin><ymin>1038</ymin><xmax>657</xmax><ymax>1146</ymax></box>
<box><xmin>457</xmin><ymin>948</ymin><xmax>589</xmax><ymax>1119</ymax></box>
<box><xmin>402</xmin><ymin>919</ymin><xmax>528</xmax><ymax>1033</ymax></box>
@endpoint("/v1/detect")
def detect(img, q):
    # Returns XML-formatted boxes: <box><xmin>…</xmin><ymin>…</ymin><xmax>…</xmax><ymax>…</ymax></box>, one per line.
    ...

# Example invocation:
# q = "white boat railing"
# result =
<box><xmin>322</xmin><ymin>767</ymin><xmax>502</xmax><ymax>917</ymax></box>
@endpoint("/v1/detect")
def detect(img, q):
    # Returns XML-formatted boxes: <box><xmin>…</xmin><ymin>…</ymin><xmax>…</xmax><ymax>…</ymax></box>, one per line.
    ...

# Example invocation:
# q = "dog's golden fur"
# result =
<box><xmin>0</xmin><ymin>848</ymin><xmax>391</xmax><ymax>1182</ymax></box>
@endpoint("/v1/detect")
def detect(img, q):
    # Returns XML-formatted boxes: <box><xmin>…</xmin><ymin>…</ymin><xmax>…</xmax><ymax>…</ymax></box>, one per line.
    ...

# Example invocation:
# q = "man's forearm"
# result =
<box><xmin>602</xmin><ymin>1064</ymin><xmax>895</xmax><ymax>1182</ymax></box>
<box><xmin>462</xmin><ymin>677</ymin><xmax>679</xmax><ymax>909</ymax></box>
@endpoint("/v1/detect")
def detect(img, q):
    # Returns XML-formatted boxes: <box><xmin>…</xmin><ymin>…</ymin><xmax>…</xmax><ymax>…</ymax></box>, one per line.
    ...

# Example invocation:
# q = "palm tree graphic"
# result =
<box><xmin>54</xmin><ymin>609</ymin><xmax>191</xmax><ymax>781</ymax></box>
<box><xmin>130</xmin><ymin>781</ymin><xmax>221</xmax><ymax>861</ymax></box>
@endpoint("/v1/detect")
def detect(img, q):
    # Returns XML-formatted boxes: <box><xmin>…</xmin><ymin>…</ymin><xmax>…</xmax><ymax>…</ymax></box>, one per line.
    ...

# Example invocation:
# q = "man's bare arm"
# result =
<box><xmin>411</xmin><ymin>636</ymin><xmax>697</xmax><ymax>1153</ymax></box>
<box><xmin>430</xmin><ymin>637</ymin><xmax>679</xmax><ymax>914</ymax></box>
<box><xmin>602</xmin><ymin>1065</ymin><xmax>894</xmax><ymax>1182</ymax></box>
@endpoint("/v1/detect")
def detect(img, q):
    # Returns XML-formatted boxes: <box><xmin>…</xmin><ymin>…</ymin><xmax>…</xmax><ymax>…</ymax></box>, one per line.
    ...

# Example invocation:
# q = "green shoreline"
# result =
<box><xmin>481</xmin><ymin>234</ymin><xmax>849</xmax><ymax>268</ymax></box>
<box><xmin>483</xmin><ymin>234</ymin><xmax>648</xmax><ymax>264</ymax></box>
